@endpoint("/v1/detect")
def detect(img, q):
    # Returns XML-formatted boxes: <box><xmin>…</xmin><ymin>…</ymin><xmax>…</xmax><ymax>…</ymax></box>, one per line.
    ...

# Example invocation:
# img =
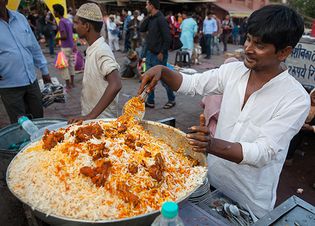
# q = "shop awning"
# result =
<box><xmin>213</xmin><ymin>2</ymin><xmax>253</xmax><ymax>18</ymax></box>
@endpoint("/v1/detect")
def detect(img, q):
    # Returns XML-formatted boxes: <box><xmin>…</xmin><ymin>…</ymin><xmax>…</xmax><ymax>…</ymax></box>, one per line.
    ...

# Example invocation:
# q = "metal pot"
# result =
<box><xmin>6</xmin><ymin>119</ymin><xmax>208</xmax><ymax>226</ymax></box>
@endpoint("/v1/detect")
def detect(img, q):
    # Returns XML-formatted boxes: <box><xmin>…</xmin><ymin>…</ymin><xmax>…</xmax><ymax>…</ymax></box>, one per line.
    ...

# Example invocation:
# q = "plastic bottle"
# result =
<box><xmin>18</xmin><ymin>116</ymin><xmax>39</xmax><ymax>141</ymax></box>
<box><xmin>151</xmin><ymin>202</ymin><xmax>185</xmax><ymax>226</ymax></box>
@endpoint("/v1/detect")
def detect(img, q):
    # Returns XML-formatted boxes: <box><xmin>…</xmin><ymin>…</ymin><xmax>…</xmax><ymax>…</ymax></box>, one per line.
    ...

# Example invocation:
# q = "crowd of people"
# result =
<box><xmin>1</xmin><ymin>0</ymin><xmax>314</xmax><ymax>220</ymax></box>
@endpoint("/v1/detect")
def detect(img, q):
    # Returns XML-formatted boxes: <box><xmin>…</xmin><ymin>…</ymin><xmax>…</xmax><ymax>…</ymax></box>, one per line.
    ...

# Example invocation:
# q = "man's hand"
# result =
<box><xmin>157</xmin><ymin>52</ymin><xmax>163</xmax><ymax>62</ymax></box>
<box><xmin>138</xmin><ymin>65</ymin><xmax>162</xmax><ymax>95</ymax></box>
<box><xmin>68</xmin><ymin>115</ymin><xmax>92</xmax><ymax>124</ymax></box>
<box><xmin>186</xmin><ymin>114</ymin><xmax>212</xmax><ymax>153</ymax></box>
<box><xmin>302</xmin><ymin>123</ymin><xmax>314</xmax><ymax>132</ymax></box>
<box><xmin>42</xmin><ymin>74</ymin><xmax>52</xmax><ymax>84</ymax></box>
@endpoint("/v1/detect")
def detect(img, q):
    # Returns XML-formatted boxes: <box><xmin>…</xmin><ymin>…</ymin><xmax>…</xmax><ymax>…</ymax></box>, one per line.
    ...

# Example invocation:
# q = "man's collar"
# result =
<box><xmin>0</xmin><ymin>9</ymin><xmax>16</xmax><ymax>23</ymax></box>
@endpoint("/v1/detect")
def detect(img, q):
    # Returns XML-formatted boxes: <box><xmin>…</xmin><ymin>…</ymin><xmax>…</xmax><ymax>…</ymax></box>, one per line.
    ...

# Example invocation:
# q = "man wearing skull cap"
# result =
<box><xmin>68</xmin><ymin>3</ymin><xmax>122</xmax><ymax>123</ymax></box>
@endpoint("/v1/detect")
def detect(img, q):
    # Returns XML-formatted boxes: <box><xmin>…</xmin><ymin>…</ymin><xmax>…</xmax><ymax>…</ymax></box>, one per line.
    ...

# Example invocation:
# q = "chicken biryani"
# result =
<box><xmin>7</xmin><ymin>115</ymin><xmax>207</xmax><ymax>220</ymax></box>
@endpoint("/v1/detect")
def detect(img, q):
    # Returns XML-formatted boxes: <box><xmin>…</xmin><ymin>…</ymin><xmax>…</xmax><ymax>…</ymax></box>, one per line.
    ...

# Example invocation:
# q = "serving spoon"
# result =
<box><xmin>122</xmin><ymin>88</ymin><xmax>148</xmax><ymax>120</ymax></box>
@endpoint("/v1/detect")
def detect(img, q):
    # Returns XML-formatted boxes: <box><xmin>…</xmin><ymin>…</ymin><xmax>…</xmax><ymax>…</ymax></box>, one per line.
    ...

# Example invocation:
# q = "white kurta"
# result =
<box><xmin>81</xmin><ymin>37</ymin><xmax>120</xmax><ymax>119</ymax></box>
<box><xmin>178</xmin><ymin>61</ymin><xmax>310</xmax><ymax>218</ymax></box>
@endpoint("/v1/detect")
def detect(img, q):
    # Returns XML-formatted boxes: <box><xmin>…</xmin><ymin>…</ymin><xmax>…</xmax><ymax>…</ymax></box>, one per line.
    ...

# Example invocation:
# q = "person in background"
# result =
<box><xmin>107</xmin><ymin>14</ymin><xmax>120</xmax><ymax>52</ymax></box>
<box><xmin>139</xmin><ymin>0</ymin><xmax>175</xmax><ymax>109</ymax></box>
<box><xmin>239</xmin><ymin>17</ymin><xmax>248</xmax><ymax>45</ymax></box>
<box><xmin>122</xmin><ymin>9</ymin><xmax>131</xmax><ymax>53</ymax></box>
<box><xmin>69</xmin><ymin>3</ymin><xmax>121</xmax><ymax>123</ymax></box>
<box><xmin>0</xmin><ymin>0</ymin><xmax>51</xmax><ymax>123</ymax></box>
<box><xmin>27</xmin><ymin>6</ymin><xmax>39</xmax><ymax>39</ymax></box>
<box><xmin>232</xmin><ymin>22</ymin><xmax>240</xmax><ymax>45</ymax></box>
<box><xmin>286</xmin><ymin>88</ymin><xmax>315</xmax><ymax>166</ymax></box>
<box><xmin>212</xmin><ymin>14</ymin><xmax>222</xmax><ymax>55</ymax></box>
<box><xmin>180</xmin><ymin>12</ymin><xmax>198</xmax><ymax>57</ymax></box>
<box><xmin>120</xmin><ymin>50</ymin><xmax>141</xmax><ymax>79</ymax></box>
<box><xmin>128</xmin><ymin>10</ymin><xmax>141</xmax><ymax>50</ymax></box>
<box><xmin>139</xmin><ymin>5</ymin><xmax>309</xmax><ymax>218</ymax></box>
<box><xmin>45</xmin><ymin>11</ymin><xmax>57</xmax><ymax>55</ymax></box>
<box><xmin>53</xmin><ymin>4</ymin><xmax>75</xmax><ymax>90</ymax></box>
<box><xmin>221</xmin><ymin>14</ymin><xmax>233</xmax><ymax>52</ymax></box>
<box><xmin>202</xmin><ymin>12</ymin><xmax>217</xmax><ymax>59</ymax></box>
<box><xmin>177</xmin><ymin>13</ymin><xmax>183</xmax><ymax>25</ymax></box>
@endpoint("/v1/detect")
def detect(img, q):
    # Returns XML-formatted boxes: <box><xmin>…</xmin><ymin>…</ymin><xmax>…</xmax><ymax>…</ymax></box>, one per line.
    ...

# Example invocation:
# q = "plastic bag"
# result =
<box><xmin>54</xmin><ymin>51</ymin><xmax>69</xmax><ymax>69</ymax></box>
<box><xmin>74</xmin><ymin>50</ymin><xmax>84</xmax><ymax>71</ymax></box>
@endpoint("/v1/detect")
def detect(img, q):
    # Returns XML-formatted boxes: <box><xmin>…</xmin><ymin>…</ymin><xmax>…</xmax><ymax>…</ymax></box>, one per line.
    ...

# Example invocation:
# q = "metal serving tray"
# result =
<box><xmin>253</xmin><ymin>195</ymin><xmax>315</xmax><ymax>226</ymax></box>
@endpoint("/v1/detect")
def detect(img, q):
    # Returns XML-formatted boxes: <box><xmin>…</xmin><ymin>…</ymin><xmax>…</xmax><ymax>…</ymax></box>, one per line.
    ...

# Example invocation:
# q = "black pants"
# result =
<box><xmin>0</xmin><ymin>81</ymin><xmax>43</xmax><ymax>123</ymax></box>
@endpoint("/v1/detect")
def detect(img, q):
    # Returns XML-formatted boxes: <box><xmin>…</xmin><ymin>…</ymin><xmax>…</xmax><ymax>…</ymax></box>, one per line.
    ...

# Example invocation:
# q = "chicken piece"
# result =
<box><xmin>125</xmin><ymin>134</ymin><xmax>136</xmax><ymax>149</ymax></box>
<box><xmin>42</xmin><ymin>129</ymin><xmax>65</xmax><ymax>150</ymax></box>
<box><xmin>89</xmin><ymin>143</ymin><xmax>109</xmax><ymax>160</ymax></box>
<box><xmin>116</xmin><ymin>181</ymin><xmax>140</xmax><ymax>207</ymax></box>
<box><xmin>75</xmin><ymin>124</ymin><xmax>103</xmax><ymax>143</ymax></box>
<box><xmin>117</xmin><ymin>124</ymin><xmax>127</xmax><ymax>133</ymax></box>
<box><xmin>104</xmin><ymin>127</ymin><xmax>117</xmax><ymax>138</ymax></box>
<box><xmin>148</xmin><ymin>153</ymin><xmax>164</xmax><ymax>182</ymax></box>
<box><xmin>155</xmin><ymin>153</ymin><xmax>164</xmax><ymax>169</ymax></box>
<box><xmin>148</xmin><ymin>165</ymin><xmax>163</xmax><ymax>182</ymax></box>
<box><xmin>80</xmin><ymin>161</ymin><xmax>112</xmax><ymax>187</ymax></box>
<box><xmin>128</xmin><ymin>162</ymin><xmax>138</xmax><ymax>174</ymax></box>
<box><xmin>144</xmin><ymin>150</ymin><xmax>151</xmax><ymax>158</ymax></box>
<box><xmin>80</xmin><ymin>166</ymin><xmax>96</xmax><ymax>178</ymax></box>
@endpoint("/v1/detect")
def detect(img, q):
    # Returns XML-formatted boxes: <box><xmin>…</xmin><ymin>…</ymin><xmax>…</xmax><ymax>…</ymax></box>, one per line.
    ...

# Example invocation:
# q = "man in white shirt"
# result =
<box><xmin>138</xmin><ymin>5</ymin><xmax>310</xmax><ymax>218</ymax></box>
<box><xmin>68</xmin><ymin>3</ymin><xmax>121</xmax><ymax>123</ymax></box>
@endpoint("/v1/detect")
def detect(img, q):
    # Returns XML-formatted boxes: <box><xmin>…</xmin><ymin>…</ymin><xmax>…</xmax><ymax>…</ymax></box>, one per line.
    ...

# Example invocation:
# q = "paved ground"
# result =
<box><xmin>0</xmin><ymin>43</ymin><xmax>314</xmax><ymax>225</ymax></box>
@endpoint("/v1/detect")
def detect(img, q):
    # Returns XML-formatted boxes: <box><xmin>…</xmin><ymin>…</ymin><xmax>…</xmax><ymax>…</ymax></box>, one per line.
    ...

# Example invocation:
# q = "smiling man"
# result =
<box><xmin>138</xmin><ymin>5</ymin><xmax>310</xmax><ymax>218</ymax></box>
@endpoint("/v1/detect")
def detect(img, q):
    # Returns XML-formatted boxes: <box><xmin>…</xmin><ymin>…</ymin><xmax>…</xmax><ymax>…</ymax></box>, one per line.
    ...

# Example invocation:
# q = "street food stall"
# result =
<box><xmin>2</xmin><ymin>96</ymin><xmax>315</xmax><ymax>226</ymax></box>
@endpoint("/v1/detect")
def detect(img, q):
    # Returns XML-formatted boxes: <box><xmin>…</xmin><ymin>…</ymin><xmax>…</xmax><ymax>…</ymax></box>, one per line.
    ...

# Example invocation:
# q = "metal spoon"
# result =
<box><xmin>229</xmin><ymin>205</ymin><xmax>249</xmax><ymax>226</ymax></box>
<box><xmin>122</xmin><ymin>88</ymin><xmax>148</xmax><ymax>120</ymax></box>
<box><xmin>245</xmin><ymin>204</ymin><xmax>258</xmax><ymax>223</ymax></box>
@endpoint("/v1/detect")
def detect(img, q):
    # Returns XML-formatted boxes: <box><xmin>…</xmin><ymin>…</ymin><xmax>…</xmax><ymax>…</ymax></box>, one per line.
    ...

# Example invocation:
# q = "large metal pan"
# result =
<box><xmin>6</xmin><ymin>119</ymin><xmax>208</xmax><ymax>226</ymax></box>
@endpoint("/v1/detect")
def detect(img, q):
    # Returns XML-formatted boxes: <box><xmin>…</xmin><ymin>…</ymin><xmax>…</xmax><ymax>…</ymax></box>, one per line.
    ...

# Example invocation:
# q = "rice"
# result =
<box><xmin>7</xmin><ymin>116</ymin><xmax>207</xmax><ymax>220</ymax></box>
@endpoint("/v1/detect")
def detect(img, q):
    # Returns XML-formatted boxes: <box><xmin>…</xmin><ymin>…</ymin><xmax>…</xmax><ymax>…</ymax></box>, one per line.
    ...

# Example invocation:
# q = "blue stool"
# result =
<box><xmin>175</xmin><ymin>50</ymin><xmax>191</xmax><ymax>68</ymax></box>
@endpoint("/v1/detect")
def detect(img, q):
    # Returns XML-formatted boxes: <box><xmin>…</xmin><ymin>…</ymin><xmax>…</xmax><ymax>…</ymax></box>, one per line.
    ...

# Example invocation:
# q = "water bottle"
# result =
<box><xmin>151</xmin><ymin>202</ymin><xmax>185</xmax><ymax>226</ymax></box>
<box><xmin>18</xmin><ymin>116</ymin><xmax>39</xmax><ymax>141</ymax></box>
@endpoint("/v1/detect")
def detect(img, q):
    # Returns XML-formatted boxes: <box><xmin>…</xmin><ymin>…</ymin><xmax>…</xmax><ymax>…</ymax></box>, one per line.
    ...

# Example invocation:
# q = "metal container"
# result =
<box><xmin>253</xmin><ymin>195</ymin><xmax>315</xmax><ymax>226</ymax></box>
<box><xmin>0</xmin><ymin>118</ymin><xmax>66</xmax><ymax>180</ymax></box>
<box><xmin>6</xmin><ymin>119</ymin><xmax>208</xmax><ymax>226</ymax></box>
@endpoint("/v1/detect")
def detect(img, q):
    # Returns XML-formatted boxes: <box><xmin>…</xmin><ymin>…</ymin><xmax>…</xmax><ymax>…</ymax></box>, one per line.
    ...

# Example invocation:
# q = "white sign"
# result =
<box><xmin>286</xmin><ymin>42</ymin><xmax>315</xmax><ymax>88</ymax></box>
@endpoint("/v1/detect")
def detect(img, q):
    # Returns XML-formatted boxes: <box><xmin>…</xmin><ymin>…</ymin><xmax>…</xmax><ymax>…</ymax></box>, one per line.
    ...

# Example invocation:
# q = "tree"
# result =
<box><xmin>288</xmin><ymin>0</ymin><xmax>315</xmax><ymax>19</ymax></box>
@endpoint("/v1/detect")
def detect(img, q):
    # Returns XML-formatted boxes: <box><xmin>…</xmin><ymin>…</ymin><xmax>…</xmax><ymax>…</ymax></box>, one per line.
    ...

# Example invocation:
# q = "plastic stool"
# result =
<box><xmin>175</xmin><ymin>50</ymin><xmax>191</xmax><ymax>68</ymax></box>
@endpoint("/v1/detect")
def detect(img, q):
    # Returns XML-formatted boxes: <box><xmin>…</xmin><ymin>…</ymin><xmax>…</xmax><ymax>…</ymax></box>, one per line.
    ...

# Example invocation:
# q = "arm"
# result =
<box><xmin>159</xmin><ymin>17</ymin><xmax>171</xmax><ymax>53</ymax></box>
<box><xmin>139</xmin><ymin>63</ymin><xmax>226</xmax><ymax>96</ymax></box>
<box><xmin>138</xmin><ymin>65</ymin><xmax>182</xmax><ymax>94</ymax></box>
<box><xmin>188</xmin><ymin>94</ymin><xmax>310</xmax><ymax>166</ymax></box>
<box><xmin>84</xmin><ymin>69</ymin><xmax>122</xmax><ymax>119</ymax></box>
<box><xmin>193</xmin><ymin>21</ymin><xmax>198</xmax><ymax>35</ymax></box>
<box><xmin>68</xmin><ymin>69</ymin><xmax>122</xmax><ymax>123</ymax></box>
<box><xmin>213</xmin><ymin>20</ymin><xmax>218</xmax><ymax>33</ymax></box>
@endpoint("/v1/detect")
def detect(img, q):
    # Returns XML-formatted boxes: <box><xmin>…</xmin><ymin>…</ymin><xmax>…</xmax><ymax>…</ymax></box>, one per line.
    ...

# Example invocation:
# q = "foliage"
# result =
<box><xmin>288</xmin><ymin>0</ymin><xmax>315</xmax><ymax>19</ymax></box>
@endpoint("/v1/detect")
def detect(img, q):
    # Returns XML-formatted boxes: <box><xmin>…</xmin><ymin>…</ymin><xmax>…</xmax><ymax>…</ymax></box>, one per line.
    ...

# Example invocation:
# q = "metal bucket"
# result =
<box><xmin>6</xmin><ymin>119</ymin><xmax>208</xmax><ymax>226</ymax></box>
<box><xmin>0</xmin><ymin>118</ymin><xmax>66</xmax><ymax>179</ymax></box>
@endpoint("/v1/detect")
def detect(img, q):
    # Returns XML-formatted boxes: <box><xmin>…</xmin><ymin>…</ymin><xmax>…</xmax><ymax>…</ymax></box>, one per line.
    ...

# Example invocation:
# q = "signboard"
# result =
<box><xmin>286</xmin><ymin>39</ymin><xmax>315</xmax><ymax>89</ymax></box>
